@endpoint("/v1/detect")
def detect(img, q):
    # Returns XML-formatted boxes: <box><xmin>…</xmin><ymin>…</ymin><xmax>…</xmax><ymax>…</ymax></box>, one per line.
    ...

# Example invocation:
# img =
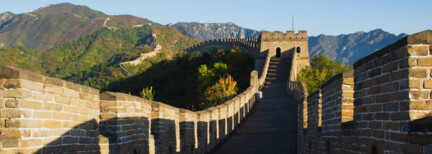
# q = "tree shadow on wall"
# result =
<box><xmin>35</xmin><ymin>117</ymin><xmax>219</xmax><ymax>154</ymax></box>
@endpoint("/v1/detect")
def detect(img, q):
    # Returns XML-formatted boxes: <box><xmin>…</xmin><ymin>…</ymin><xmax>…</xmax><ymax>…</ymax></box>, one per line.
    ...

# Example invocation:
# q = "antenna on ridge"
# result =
<box><xmin>292</xmin><ymin>14</ymin><xmax>294</xmax><ymax>31</ymax></box>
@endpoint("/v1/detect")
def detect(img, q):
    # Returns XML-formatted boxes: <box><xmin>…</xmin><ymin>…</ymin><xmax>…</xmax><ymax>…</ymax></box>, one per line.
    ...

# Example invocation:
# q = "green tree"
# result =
<box><xmin>141</xmin><ymin>86</ymin><xmax>155</xmax><ymax>101</ymax></box>
<box><xmin>200</xmin><ymin>75</ymin><xmax>238</xmax><ymax>109</ymax></box>
<box><xmin>298</xmin><ymin>55</ymin><xmax>352</xmax><ymax>93</ymax></box>
<box><xmin>197</xmin><ymin>62</ymin><xmax>229</xmax><ymax>94</ymax></box>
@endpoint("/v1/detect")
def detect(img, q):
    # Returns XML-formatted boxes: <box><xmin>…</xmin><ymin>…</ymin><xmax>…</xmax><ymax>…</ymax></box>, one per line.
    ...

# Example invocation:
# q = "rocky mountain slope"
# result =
<box><xmin>0</xmin><ymin>3</ymin><xmax>151</xmax><ymax>50</ymax></box>
<box><xmin>173</xmin><ymin>22</ymin><xmax>260</xmax><ymax>40</ymax></box>
<box><xmin>308</xmin><ymin>29</ymin><xmax>406</xmax><ymax>64</ymax></box>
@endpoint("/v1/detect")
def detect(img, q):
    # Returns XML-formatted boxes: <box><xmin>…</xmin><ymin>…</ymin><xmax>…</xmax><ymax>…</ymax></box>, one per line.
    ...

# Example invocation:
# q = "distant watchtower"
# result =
<box><xmin>258</xmin><ymin>31</ymin><xmax>310</xmax><ymax>80</ymax></box>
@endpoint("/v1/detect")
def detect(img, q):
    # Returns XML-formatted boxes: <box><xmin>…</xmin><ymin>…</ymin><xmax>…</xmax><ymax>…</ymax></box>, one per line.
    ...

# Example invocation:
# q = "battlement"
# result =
<box><xmin>289</xmin><ymin>30</ymin><xmax>432</xmax><ymax>154</ymax></box>
<box><xmin>260</xmin><ymin>30</ymin><xmax>307</xmax><ymax>41</ymax></box>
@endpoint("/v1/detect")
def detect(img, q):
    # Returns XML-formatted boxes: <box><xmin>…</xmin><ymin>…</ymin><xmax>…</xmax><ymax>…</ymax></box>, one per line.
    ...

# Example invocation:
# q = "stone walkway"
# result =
<box><xmin>211</xmin><ymin>57</ymin><xmax>298</xmax><ymax>154</ymax></box>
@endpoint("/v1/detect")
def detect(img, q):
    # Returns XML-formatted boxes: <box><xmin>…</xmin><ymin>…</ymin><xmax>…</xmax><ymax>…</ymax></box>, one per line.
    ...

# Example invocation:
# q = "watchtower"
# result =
<box><xmin>258</xmin><ymin>30</ymin><xmax>310</xmax><ymax>81</ymax></box>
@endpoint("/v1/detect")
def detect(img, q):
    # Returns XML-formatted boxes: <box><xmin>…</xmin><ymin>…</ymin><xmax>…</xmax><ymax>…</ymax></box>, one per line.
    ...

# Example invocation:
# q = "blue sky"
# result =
<box><xmin>1</xmin><ymin>0</ymin><xmax>430</xmax><ymax>36</ymax></box>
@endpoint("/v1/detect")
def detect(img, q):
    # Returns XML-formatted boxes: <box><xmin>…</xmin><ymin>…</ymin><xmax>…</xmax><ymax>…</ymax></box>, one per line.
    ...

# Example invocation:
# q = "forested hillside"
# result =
<box><xmin>0</xmin><ymin>24</ymin><xmax>197</xmax><ymax>89</ymax></box>
<box><xmin>0</xmin><ymin>3</ymin><xmax>151</xmax><ymax>50</ymax></box>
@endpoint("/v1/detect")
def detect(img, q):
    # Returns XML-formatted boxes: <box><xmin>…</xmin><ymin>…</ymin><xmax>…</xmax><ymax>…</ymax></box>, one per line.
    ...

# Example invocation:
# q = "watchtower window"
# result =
<box><xmin>276</xmin><ymin>47</ymin><xmax>281</xmax><ymax>58</ymax></box>
<box><xmin>296</xmin><ymin>47</ymin><xmax>301</xmax><ymax>54</ymax></box>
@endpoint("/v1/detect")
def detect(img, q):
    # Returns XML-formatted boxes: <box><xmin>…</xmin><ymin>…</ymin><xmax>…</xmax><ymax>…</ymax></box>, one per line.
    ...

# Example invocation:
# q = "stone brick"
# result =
<box><xmin>79</xmin><ymin>108</ymin><xmax>93</xmax><ymax>116</ymax></box>
<box><xmin>409</xmin><ymin>68</ymin><xmax>428</xmax><ymax>78</ymax></box>
<box><xmin>2</xmin><ymin>138</ymin><xmax>19</xmax><ymax>148</ymax></box>
<box><xmin>43</xmin><ymin>103</ymin><xmax>63</xmax><ymax>111</ymax></box>
<box><xmin>54</xmin><ymin>95</ymin><xmax>71</xmax><ymax>105</ymax></box>
<box><xmin>408</xmin><ymin>79</ymin><xmax>421</xmax><ymax>89</ymax></box>
<box><xmin>44</xmin><ymin>77</ymin><xmax>64</xmax><ymax>87</ymax></box>
<box><xmin>369</xmin><ymin>67</ymin><xmax>382</xmax><ymax>78</ymax></box>
<box><xmin>390</xmin><ymin>112</ymin><xmax>409</xmax><ymax>120</ymax></box>
<box><xmin>20</xmin><ymin>100</ymin><xmax>43</xmax><ymax>110</ymax></box>
<box><xmin>342</xmin><ymin>92</ymin><xmax>354</xmax><ymax>98</ymax></box>
<box><xmin>53</xmin><ymin>112</ymin><xmax>70</xmax><ymax>120</ymax></box>
<box><xmin>21</xmin><ymin>79</ymin><xmax>44</xmax><ymax>91</ymax></box>
<box><xmin>0</xmin><ymin>109</ymin><xmax>32</xmax><ymax>118</ymax></box>
<box><xmin>64</xmin><ymin>88</ymin><xmax>80</xmax><ymax>99</ymax></box>
<box><xmin>33</xmin><ymin>111</ymin><xmax>53</xmax><ymax>119</ymax></box>
<box><xmin>32</xmin><ymin>129</ymin><xmax>52</xmax><ymax>137</ymax></box>
<box><xmin>42</xmin><ymin>137</ymin><xmax>62</xmax><ymax>146</ymax></box>
<box><xmin>409</xmin><ymin>90</ymin><xmax>428</xmax><ymax>99</ymax></box>
<box><xmin>43</xmin><ymin>120</ymin><xmax>62</xmax><ymax>128</ymax></box>
<box><xmin>343</xmin><ymin>78</ymin><xmax>354</xmax><ymax>85</ymax></box>
<box><xmin>87</xmin><ymin>102</ymin><xmax>99</xmax><ymax>110</ymax></box>
<box><xmin>372</xmin><ymin>74</ymin><xmax>390</xmax><ymax>85</ymax></box>
<box><xmin>62</xmin><ymin>121</ymin><xmax>79</xmax><ymax>128</ymax></box>
<box><xmin>3</xmin><ymin>89</ymin><xmax>31</xmax><ymax>98</ymax></box>
<box><xmin>399</xmin><ymin>58</ymin><xmax>417</xmax><ymax>69</ymax></box>
<box><xmin>65</xmin><ymin>82</ymin><xmax>81</xmax><ymax>92</ymax></box>
<box><xmin>52</xmin><ymin>129</ymin><xmax>69</xmax><ymax>136</ymax></box>
<box><xmin>5</xmin><ymin>99</ymin><xmax>19</xmax><ymax>108</ymax></box>
<box><xmin>383</xmin><ymin>102</ymin><xmax>399</xmax><ymax>111</ymax></box>
<box><xmin>391</xmin><ymin>69</ymin><xmax>408</xmax><ymax>81</ymax></box>
<box><xmin>31</xmin><ymin>92</ymin><xmax>52</xmax><ymax>101</ymax></box>
<box><xmin>44</xmin><ymin>84</ymin><xmax>64</xmax><ymax>95</ymax></box>
<box><xmin>63</xmin><ymin>106</ymin><xmax>80</xmax><ymax>114</ymax></box>
<box><xmin>80</xmin><ymin>93</ymin><xmax>96</xmax><ymax>101</ymax></box>
<box><xmin>4</xmin><ymin>79</ymin><xmax>20</xmax><ymax>88</ymax></box>
<box><xmin>391</xmin><ymin>91</ymin><xmax>409</xmax><ymax>101</ymax></box>
<box><xmin>72</xmin><ymin>99</ymin><xmax>87</xmax><ymax>107</ymax></box>
<box><xmin>17</xmin><ymin>148</ymin><xmax>40</xmax><ymax>154</ymax></box>
<box><xmin>383</xmin><ymin>62</ymin><xmax>398</xmax><ymax>73</ymax></box>
<box><xmin>63</xmin><ymin>136</ymin><xmax>79</xmax><ymax>144</ymax></box>
<box><xmin>6</xmin><ymin>119</ymin><xmax>42</xmax><ymax>128</ymax></box>
<box><xmin>0</xmin><ymin>98</ymin><xmax>4</xmax><ymax>109</ymax></box>
<box><xmin>424</xmin><ymin>80</ymin><xmax>432</xmax><ymax>89</ymax></box>
<box><xmin>21</xmin><ymin>139</ymin><xmax>42</xmax><ymax>147</ymax></box>
<box><xmin>410</xmin><ymin>111</ymin><xmax>430</xmax><ymax>121</ymax></box>
<box><xmin>383</xmin><ymin>122</ymin><xmax>398</xmax><ymax>131</ymax></box>
<box><xmin>367</xmin><ymin>86</ymin><xmax>381</xmax><ymax>95</ymax></box>
<box><xmin>0</xmin><ymin>79</ymin><xmax>4</xmax><ymax>89</ymax></box>
<box><xmin>0</xmin><ymin>119</ymin><xmax>4</xmax><ymax>127</ymax></box>
<box><xmin>390</xmin><ymin>132</ymin><xmax>408</xmax><ymax>142</ymax></box>
<box><xmin>0</xmin><ymin>129</ymin><xmax>22</xmax><ymax>137</ymax></box>
<box><xmin>408</xmin><ymin>45</ymin><xmax>429</xmax><ymax>56</ymax></box>
<box><xmin>418</xmin><ymin>57</ymin><xmax>432</xmax><ymax>66</ymax></box>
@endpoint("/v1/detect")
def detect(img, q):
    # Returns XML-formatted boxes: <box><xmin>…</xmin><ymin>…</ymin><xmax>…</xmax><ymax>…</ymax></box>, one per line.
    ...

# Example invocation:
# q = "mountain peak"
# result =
<box><xmin>33</xmin><ymin>3</ymin><xmax>106</xmax><ymax>18</ymax></box>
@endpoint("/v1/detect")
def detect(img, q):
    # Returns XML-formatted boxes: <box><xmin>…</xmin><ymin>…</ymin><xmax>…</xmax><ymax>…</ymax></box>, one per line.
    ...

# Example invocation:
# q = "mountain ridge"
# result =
<box><xmin>308</xmin><ymin>29</ymin><xmax>406</xmax><ymax>64</ymax></box>
<box><xmin>0</xmin><ymin>3</ymin><xmax>409</xmax><ymax>65</ymax></box>
<box><xmin>0</xmin><ymin>3</ymin><xmax>152</xmax><ymax>51</ymax></box>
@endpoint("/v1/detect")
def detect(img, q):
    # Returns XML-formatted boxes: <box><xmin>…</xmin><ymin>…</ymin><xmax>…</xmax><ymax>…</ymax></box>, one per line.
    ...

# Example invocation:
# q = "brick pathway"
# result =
<box><xmin>211</xmin><ymin>57</ymin><xmax>298</xmax><ymax>154</ymax></box>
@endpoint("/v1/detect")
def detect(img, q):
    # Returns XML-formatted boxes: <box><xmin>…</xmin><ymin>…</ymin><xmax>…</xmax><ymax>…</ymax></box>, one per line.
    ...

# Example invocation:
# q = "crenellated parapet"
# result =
<box><xmin>183</xmin><ymin>37</ymin><xmax>260</xmax><ymax>56</ymax></box>
<box><xmin>0</xmin><ymin>47</ymin><xmax>270</xmax><ymax>153</ymax></box>
<box><xmin>289</xmin><ymin>30</ymin><xmax>432</xmax><ymax>154</ymax></box>
<box><xmin>259</xmin><ymin>30</ymin><xmax>307</xmax><ymax>42</ymax></box>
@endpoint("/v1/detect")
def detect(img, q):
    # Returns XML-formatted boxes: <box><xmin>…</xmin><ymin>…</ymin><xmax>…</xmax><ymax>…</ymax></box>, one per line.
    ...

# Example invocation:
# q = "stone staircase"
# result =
<box><xmin>212</xmin><ymin>56</ymin><xmax>298</xmax><ymax>154</ymax></box>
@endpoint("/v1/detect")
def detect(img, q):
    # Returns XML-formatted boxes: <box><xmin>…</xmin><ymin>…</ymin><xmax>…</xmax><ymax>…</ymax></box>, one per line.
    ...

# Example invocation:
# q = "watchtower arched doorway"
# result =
<box><xmin>276</xmin><ymin>47</ymin><xmax>281</xmax><ymax>58</ymax></box>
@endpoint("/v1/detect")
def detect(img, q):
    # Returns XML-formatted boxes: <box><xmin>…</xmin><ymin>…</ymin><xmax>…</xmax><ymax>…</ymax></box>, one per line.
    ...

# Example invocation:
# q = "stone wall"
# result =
<box><xmin>259</xmin><ymin>31</ymin><xmax>309</xmax><ymax>60</ymax></box>
<box><xmin>291</xmin><ymin>30</ymin><xmax>432</xmax><ymax>154</ymax></box>
<box><xmin>184</xmin><ymin>38</ymin><xmax>260</xmax><ymax>57</ymax></box>
<box><xmin>0</xmin><ymin>61</ymin><xmax>266</xmax><ymax>153</ymax></box>
<box><xmin>0</xmin><ymin>66</ymin><xmax>100</xmax><ymax>153</ymax></box>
